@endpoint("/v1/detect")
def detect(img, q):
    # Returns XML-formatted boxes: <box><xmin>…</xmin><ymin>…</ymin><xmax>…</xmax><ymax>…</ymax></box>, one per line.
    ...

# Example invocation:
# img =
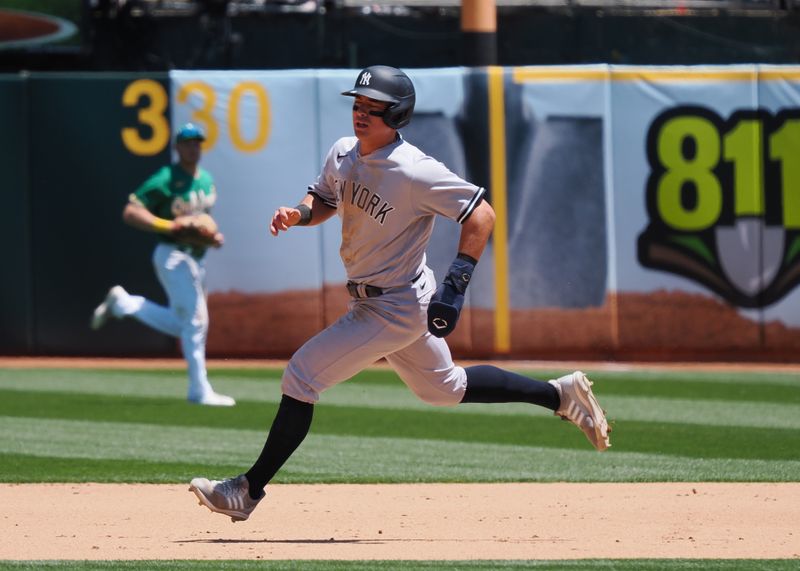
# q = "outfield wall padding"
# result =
<box><xmin>2</xmin><ymin>67</ymin><xmax>799</xmax><ymax>361</ymax></box>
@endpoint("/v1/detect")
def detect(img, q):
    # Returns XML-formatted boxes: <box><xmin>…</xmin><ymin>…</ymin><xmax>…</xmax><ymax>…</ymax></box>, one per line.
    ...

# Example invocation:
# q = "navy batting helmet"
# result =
<box><xmin>341</xmin><ymin>65</ymin><xmax>416</xmax><ymax>129</ymax></box>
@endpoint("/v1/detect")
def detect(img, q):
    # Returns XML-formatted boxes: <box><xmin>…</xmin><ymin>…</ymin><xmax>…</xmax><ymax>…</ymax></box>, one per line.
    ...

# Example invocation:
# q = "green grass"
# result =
<box><xmin>0</xmin><ymin>366</ymin><xmax>798</xmax><ymax>483</ymax></box>
<box><xmin>1</xmin><ymin>365</ymin><xmax>798</xmax><ymax>567</ymax></box>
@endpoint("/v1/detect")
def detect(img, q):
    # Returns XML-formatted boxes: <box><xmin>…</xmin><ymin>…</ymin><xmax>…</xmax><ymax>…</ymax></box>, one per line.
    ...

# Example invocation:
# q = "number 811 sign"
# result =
<box><xmin>638</xmin><ymin>106</ymin><xmax>800</xmax><ymax>308</ymax></box>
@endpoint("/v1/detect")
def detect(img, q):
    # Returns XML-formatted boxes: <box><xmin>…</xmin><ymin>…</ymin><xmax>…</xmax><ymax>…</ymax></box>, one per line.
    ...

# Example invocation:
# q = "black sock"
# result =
<box><xmin>245</xmin><ymin>394</ymin><xmax>314</xmax><ymax>499</ymax></box>
<box><xmin>461</xmin><ymin>365</ymin><xmax>560</xmax><ymax>410</ymax></box>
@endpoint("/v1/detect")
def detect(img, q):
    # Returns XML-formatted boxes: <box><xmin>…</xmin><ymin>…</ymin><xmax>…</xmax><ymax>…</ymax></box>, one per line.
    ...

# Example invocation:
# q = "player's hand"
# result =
<box><xmin>210</xmin><ymin>231</ymin><xmax>225</xmax><ymax>248</ymax></box>
<box><xmin>269</xmin><ymin>207</ymin><xmax>302</xmax><ymax>236</ymax></box>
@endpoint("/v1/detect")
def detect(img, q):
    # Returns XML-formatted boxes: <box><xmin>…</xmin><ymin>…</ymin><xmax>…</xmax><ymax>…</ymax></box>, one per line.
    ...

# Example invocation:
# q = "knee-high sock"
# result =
<box><xmin>462</xmin><ymin>365</ymin><xmax>560</xmax><ymax>410</ymax></box>
<box><xmin>245</xmin><ymin>395</ymin><xmax>313</xmax><ymax>499</ymax></box>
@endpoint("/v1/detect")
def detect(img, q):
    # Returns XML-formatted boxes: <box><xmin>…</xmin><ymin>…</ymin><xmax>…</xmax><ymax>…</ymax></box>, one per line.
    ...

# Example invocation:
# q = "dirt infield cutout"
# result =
<box><xmin>1</xmin><ymin>482</ymin><xmax>798</xmax><ymax>560</ymax></box>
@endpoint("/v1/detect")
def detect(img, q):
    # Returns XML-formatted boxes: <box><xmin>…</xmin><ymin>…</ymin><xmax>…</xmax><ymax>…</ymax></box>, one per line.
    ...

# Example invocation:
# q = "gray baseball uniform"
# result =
<box><xmin>281</xmin><ymin>134</ymin><xmax>486</xmax><ymax>406</ymax></box>
<box><xmin>188</xmin><ymin>66</ymin><xmax>610</xmax><ymax>523</ymax></box>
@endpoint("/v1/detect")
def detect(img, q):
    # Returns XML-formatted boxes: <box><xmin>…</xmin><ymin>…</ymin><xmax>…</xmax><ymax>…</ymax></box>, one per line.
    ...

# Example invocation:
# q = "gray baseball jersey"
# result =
<box><xmin>281</xmin><ymin>134</ymin><xmax>486</xmax><ymax>406</ymax></box>
<box><xmin>309</xmin><ymin>135</ymin><xmax>486</xmax><ymax>288</ymax></box>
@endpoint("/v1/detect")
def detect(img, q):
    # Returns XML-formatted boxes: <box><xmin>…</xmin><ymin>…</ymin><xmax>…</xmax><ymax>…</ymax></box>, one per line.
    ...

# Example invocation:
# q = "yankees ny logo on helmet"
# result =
<box><xmin>342</xmin><ymin>65</ymin><xmax>416</xmax><ymax>129</ymax></box>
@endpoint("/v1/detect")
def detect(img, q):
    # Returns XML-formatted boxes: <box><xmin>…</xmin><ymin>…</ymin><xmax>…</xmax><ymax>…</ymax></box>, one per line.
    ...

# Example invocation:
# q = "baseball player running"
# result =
<box><xmin>90</xmin><ymin>123</ymin><xmax>235</xmax><ymax>407</ymax></box>
<box><xmin>189</xmin><ymin>66</ymin><xmax>610</xmax><ymax>521</ymax></box>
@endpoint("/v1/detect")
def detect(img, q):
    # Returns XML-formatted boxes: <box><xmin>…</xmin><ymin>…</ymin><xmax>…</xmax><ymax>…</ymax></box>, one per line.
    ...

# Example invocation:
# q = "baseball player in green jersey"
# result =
<box><xmin>189</xmin><ymin>66</ymin><xmax>610</xmax><ymax>521</ymax></box>
<box><xmin>91</xmin><ymin>123</ymin><xmax>235</xmax><ymax>407</ymax></box>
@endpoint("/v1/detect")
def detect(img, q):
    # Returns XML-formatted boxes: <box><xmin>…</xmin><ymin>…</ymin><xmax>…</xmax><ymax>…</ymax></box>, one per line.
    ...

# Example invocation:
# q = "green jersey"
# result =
<box><xmin>130</xmin><ymin>164</ymin><xmax>218</xmax><ymax>248</ymax></box>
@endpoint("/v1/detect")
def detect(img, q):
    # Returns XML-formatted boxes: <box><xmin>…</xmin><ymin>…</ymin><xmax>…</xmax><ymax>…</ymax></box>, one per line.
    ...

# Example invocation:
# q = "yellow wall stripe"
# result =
<box><xmin>488</xmin><ymin>66</ymin><xmax>511</xmax><ymax>354</ymax></box>
<box><xmin>514</xmin><ymin>66</ymin><xmax>800</xmax><ymax>83</ymax></box>
<box><xmin>611</xmin><ymin>69</ymin><xmax>757</xmax><ymax>82</ymax></box>
<box><xmin>758</xmin><ymin>70</ymin><xmax>800</xmax><ymax>81</ymax></box>
<box><xmin>513</xmin><ymin>68</ymin><xmax>608</xmax><ymax>82</ymax></box>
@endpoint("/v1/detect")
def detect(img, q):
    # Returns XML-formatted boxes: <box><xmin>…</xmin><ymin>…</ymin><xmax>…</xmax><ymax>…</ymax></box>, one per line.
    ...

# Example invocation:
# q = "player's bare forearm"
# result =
<box><xmin>269</xmin><ymin>194</ymin><xmax>336</xmax><ymax>236</ymax></box>
<box><xmin>457</xmin><ymin>200</ymin><xmax>495</xmax><ymax>260</ymax></box>
<box><xmin>122</xmin><ymin>202</ymin><xmax>176</xmax><ymax>234</ymax></box>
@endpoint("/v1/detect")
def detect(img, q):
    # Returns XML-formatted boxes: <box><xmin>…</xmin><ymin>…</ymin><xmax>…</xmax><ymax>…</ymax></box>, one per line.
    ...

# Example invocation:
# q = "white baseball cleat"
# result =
<box><xmin>188</xmin><ymin>391</ymin><xmax>236</xmax><ymax>407</ymax></box>
<box><xmin>549</xmin><ymin>371</ymin><xmax>611</xmax><ymax>451</ymax></box>
<box><xmin>189</xmin><ymin>474</ymin><xmax>264</xmax><ymax>522</ymax></box>
<box><xmin>90</xmin><ymin>285</ymin><xmax>126</xmax><ymax>330</ymax></box>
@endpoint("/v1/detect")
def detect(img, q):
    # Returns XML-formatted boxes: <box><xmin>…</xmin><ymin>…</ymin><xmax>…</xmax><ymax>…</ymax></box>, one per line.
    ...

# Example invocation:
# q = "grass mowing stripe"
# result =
<box><xmin>0</xmin><ymin>453</ymin><xmax>246</xmax><ymax>484</ymax></box>
<box><xmin>2</xmin><ymin>417</ymin><xmax>799</xmax><ymax>483</ymax></box>
<box><xmin>311</xmin><ymin>405</ymin><xmax>800</xmax><ymax>461</ymax></box>
<box><xmin>0</xmin><ymin>369</ymin><xmax>285</xmax><ymax>401</ymax></box>
<box><xmin>14</xmin><ymin>368</ymin><xmax>800</xmax><ymax>430</ymax></box>
<box><xmin>1</xmin><ymin>389</ymin><xmax>799</xmax><ymax>460</ymax></box>
<box><xmin>581</xmin><ymin>369</ymin><xmax>800</xmax><ymax>387</ymax></box>
<box><xmin>601</xmin><ymin>396</ymin><xmax>800</xmax><ymax>429</ymax></box>
<box><xmin>591</xmin><ymin>376</ymin><xmax>800</xmax><ymax>404</ymax></box>
<box><xmin>0</xmin><ymin>417</ymin><xmax>266</xmax><ymax>465</ymax></box>
<box><xmin>2</xmin><ymin>367</ymin><xmax>800</xmax><ymax>405</ymax></box>
<box><xmin>0</xmin><ymin>368</ymin><xmax>285</xmax><ymax>381</ymax></box>
<box><xmin>2</xmin><ymin>373</ymin><xmax>800</xmax><ymax>430</ymax></box>
<box><xmin>0</xmin><ymin>561</ymin><xmax>798</xmax><ymax>570</ymax></box>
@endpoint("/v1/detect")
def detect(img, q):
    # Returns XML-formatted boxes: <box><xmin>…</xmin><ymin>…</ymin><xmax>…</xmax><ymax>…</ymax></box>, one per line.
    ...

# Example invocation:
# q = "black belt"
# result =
<box><xmin>346</xmin><ymin>271</ymin><xmax>423</xmax><ymax>299</ymax></box>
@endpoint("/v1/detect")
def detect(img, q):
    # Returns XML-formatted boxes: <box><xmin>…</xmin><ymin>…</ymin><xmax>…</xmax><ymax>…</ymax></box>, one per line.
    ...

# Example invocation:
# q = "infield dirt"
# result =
<box><xmin>1</xmin><ymin>482</ymin><xmax>799</xmax><ymax>560</ymax></box>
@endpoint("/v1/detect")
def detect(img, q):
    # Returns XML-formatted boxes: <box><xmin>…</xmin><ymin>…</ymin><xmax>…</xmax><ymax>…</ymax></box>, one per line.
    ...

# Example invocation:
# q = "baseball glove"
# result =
<box><xmin>172</xmin><ymin>213</ymin><xmax>223</xmax><ymax>248</ymax></box>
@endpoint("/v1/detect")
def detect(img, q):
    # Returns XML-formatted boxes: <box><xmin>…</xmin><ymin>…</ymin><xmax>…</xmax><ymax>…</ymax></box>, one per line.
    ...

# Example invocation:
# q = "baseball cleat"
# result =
<box><xmin>549</xmin><ymin>371</ymin><xmax>611</xmax><ymax>451</ymax></box>
<box><xmin>188</xmin><ymin>391</ymin><xmax>236</xmax><ymax>407</ymax></box>
<box><xmin>90</xmin><ymin>285</ymin><xmax>126</xmax><ymax>330</ymax></box>
<box><xmin>189</xmin><ymin>474</ymin><xmax>264</xmax><ymax>522</ymax></box>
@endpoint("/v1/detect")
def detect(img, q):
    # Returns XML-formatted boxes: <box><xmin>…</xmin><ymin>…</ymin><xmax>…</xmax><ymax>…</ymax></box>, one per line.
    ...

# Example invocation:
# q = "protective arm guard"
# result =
<box><xmin>427</xmin><ymin>253</ymin><xmax>476</xmax><ymax>338</ymax></box>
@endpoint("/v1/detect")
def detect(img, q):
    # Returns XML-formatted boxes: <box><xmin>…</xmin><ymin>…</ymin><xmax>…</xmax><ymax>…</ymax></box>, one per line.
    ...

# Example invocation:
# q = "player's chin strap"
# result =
<box><xmin>427</xmin><ymin>252</ymin><xmax>477</xmax><ymax>338</ymax></box>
